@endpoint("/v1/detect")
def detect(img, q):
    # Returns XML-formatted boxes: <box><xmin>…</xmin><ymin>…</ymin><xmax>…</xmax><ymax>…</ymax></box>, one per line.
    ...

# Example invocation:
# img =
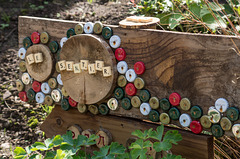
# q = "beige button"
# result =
<box><xmin>34</xmin><ymin>53</ymin><xmax>43</xmax><ymax>63</ymax></box>
<box><xmin>58</xmin><ymin>60</ymin><xmax>66</xmax><ymax>71</ymax></box>
<box><xmin>19</xmin><ymin>61</ymin><xmax>27</xmax><ymax>72</ymax></box>
<box><xmin>134</xmin><ymin>77</ymin><xmax>145</xmax><ymax>90</ymax></box>
<box><xmin>77</xmin><ymin>103</ymin><xmax>87</xmax><ymax>113</ymax></box>
<box><xmin>66</xmin><ymin>61</ymin><xmax>74</xmax><ymax>71</ymax></box>
<box><xmin>88</xmin><ymin>105</ymin><xmax>99</xmax><ymax>115</ymax></box>
<box><xmin>232</xmin><ymin>124</ymin><xmax>240</xmax><ymax>138</ymax></box>
<box><xmin>220</xmin><ymin>117</ymin><xmax>232</xmax><ymax>131</ymax></box>
<box><xmin>117</xmin><ymin>75</ymin><xmax>127</xmax><ymax>87</ymax></box>
<box><xmin>131</xmin><ymin>96</ymin><xmax>141</xmax><ymax>108</ymax></box>
<box><xmin>107</xmin><ymin>98</ymin><xmax>118</xmax><ymax>110</ymax></box>
<box><xmin>81</xmin><ymin>60</ymin><xmax>89</xmax><ymax>70</ymax></box>
<box><xmin>16</xmin><ymin>79</ymin><xmax>24</xmax><ymax>92</ymax></box>
<box><xmin>73</xmin><ymin>63</ymin><xmax>81</xmax><ymax>73</ymax></box>
<box><xmin>67</xmin><ymin>125</ymin><xmax>82</xmax><ymax>139</ymax></box>
<box><xmin>26</xmin><ymin>54</ymin><xmax>35</xmax><ymax>65</ymax></box>
<box><xmin>208</xmin><ymin>108</ymin><xmax>221</xmax><ymax>123</ymax></box>
<box><xmin>180</xmin><ymin>98</ymin><xmax>191</xmax><ymax>111</ymax></box>
<box><xmin>61</xmin><ymin>87</ymin><xmax>69</xmax><ymax>97</ymax></box>
<box><xmin>22</xmin><ymin>73</ymin><xmax>31</xmax><ymax>85</ymax></box>
<box><xmin>88</xmin><ymin>63</ymin><xmax>96</xmax><ymax>74</ymax></box>
<box><xmin>103</xmin><ymin>66</ymin><xmax>112</xmax><ymax>77</ymax></box>
<box><xmin>95</xmin><ymin>60</ymin><xmax>104</xmax><ymax>71</ymax></box>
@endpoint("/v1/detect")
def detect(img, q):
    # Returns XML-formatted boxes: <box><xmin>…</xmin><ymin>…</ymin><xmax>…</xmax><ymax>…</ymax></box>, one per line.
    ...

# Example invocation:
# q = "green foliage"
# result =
<box><xmin>41</xmin><ymin>104</ymin><xmax>54</xmax><ymax>119</ymax></box>
<box><xmin>1</xmin><ymin>12</ymin><xmax>10</xmax><ymax>23</ymax></box>
<box><xmin>27</xmin><ymin>117</ymin><xmax>39</xmax><ymax>128</ymax></box>
<box><xmin>14</xmin><ymin>125</ymin><xmax>183</xmax><ymax>159</ymax></box>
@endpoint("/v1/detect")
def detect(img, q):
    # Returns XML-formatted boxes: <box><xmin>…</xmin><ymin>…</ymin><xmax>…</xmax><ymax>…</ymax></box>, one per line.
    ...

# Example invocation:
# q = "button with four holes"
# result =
<box><xmin>16</xmin><ymin>79</ymin><xmax>24</xmax><ymax>92</ymax></box>
<box><xmin>67</xmin><ymin>28</ymin><xmax>75</xmax><ymax>38</ymax></box>
<box><xmin>180</xmin><ymin>98</ymin><xmax>191</xmax><ymax>111</ymax></box>
<box><xmin>179</xmin><ymin>113</ymin><xmax>192</xmax><ymax>127</ymax></box>
<box><xmin>51</xmin><ymin>89</ymin><xmax>62</xmax><ymax>102</ymax></box>
<box><xmin>23</xmin><ymin>37</ymin><xmax>32</xmax><ymax>49</ymax></box>
<box><xmin>211</xmin><ymin>124</ymin><xmax>224</xmax><ymax>138</ymax></box>
<box><xmin>190</xmin><ymin>105</ymin><xmax>203</xmax><ymax>119</ymax></box>
<box><xmin>99</xmin><ymin>103</ymin><xmax>109</xmax><ymax>115</ymax></box>
<box><xmin>41</xmin><ymin>82</ymin><xmax>51</xmax><ymax>94</ymax></box>
<box><xmin>169</xmin><ymin>92</ymin><xmax>181</xmax><ymax>106</ymax></box>
<box><xmin>126</xmin><ymin>69</ymin><xmax>137</xmax><ymax>82</ymax></box>
<box><xmin>75</xmin><ymin>23</ymin><xmax>84</xmax><ymax>34</ymax></box>
<box><xmin>68</xmin><ymin>96</ymin><xmax>78</xmax><ymax>107</ymax></box>
<box><xmin>93</xmin><ymin>21</ymin><xmax>103</xmax><ymax>34</ymax></box>
<box><xmin>169</xmin><ymin>107</ymin><xmax>180</xmax><ymax>120</ymax></box>
<box><xmin>48</xmin><ymin>78</ymin><xmax>57</xmax><ymax>89</ymax></box>
<box><xmin>57</xmin><ymin>74</ymin><xmax>63</xmax><ymax>85</ymax></box>
<box><xmin>107</xmin><ymin>98</ymin><xmax>118</xmax><ymax>110</ymax></box>
<box><xmin>134</xmin><ymin>61</ymin><xmax>145</xmax><ymax>75</ymax></box>
<box><xmin>140</xmin><ymin>103</ymin><xmax>151</xmax><ymax>115</ymax></box>
<box><xmin>121</xmin><ymin>97</ymin><xmax>132</xmax><ymax>110</ymax></box>
<box><xmin>19</xmin><ymin>91</ymin><xmax>28</xmax><ymax>102</ymax></box>
<box><xmin>40</xmin><ymin>32</ymin><xmax>49</xmax><ymax>44</ymax></box>
<box><xmin>226</xmin><ymin>107</ymin><xmax>239</xmax><ymax>121</ymax></box>
<box><xmin>125</xmin><ymin>83</ymin><xmax>137</xmax><ymax>96</ymax></box>
<box><xmin>84</xmin><ymin>22</ymin><xmax>94</xmax><ymax>34</ymax></box>
<box><xmin>134</xmin><ymin>77</ymin><xmax>145</xmax><ymax>90</ymax></box>
<box><xmin>139</xmin><ymin>89</ymin><xmax>150</xmax><ymax>102</ymax></box>
<box><xmin>232</xmin><ymin>124</ymin><xmax>240</xmax><ymax>138</ymax></box>
<box><xmin>131</xmin><ymin>96</ymin><xmax>141</xmax><ymax>108</ymax></box>
<box><xmin>117</xmin><ymin>75</ymin><xmax>127</xmax><ymax>87</ymax></box>
<box><xmin>149</xmin><ymin>110</ymin><xmax>160</xmax><ymax>122</ymax></box>
<box><xmin>159</xmin><ymin>98</ymin><xmax>171</xmax><ymax>111</ymax></box>
<box><xmin>19</xmin><ymin>61</ymin><xmax>27</xmax><ymax>72</ymax></box>
<box><xmin>117</xmin><ymin>61</ymin><xmax>128</xmax><ymax>74</ymax></box>
<box><xmin>49</xmin><ymin>41</ymin><xmax>59</xmax><ymax>53</ymax></box>
<box><xmin>220</xmin><ymin>117</ymin><xmax>232</xmax><ymax>131</ymax></box>
<box><xmin>160</xmin><ymin>113</ymin><xmax>170</xmax><ymax>124</ymax></box>
<box><xmin>110</xmin><ymin>35</ymin><xmax>121</xmax><ymax>48</ymax></box>
<box><xmin>44</xmin><ymin>95</ymin><xmax>54</xmax><ymax>106</ymax></box>
<box><xmin>149</xmin><ymin>97</ymin><xmax>159</xmax><ymax>109</ymax></box>
<box><xmin>18</xmin><ymin>48</ymin><xmax>26</xmax><ymax>59</ymax></box>
<box><xmin>200</xmin><ymin>115</ymin><xmax>212</xmax><ymax>128</ymax></box>
<box><xmin>27</xmin><ymin>88</ymin><xmax>36</xmax><ymax>101</ymax></box>
<box><xmin>22</xmin><ymin>73</ymin><xmax>31</xmax><ymax>85</ymax></box>
<box><xmin>60</xmin><ymin>37</ymin><xmax>68</xmax><ymax>48</ymax></box>
<box><xmin>77</xmin><ymin>103</ymin><xmax>87</xmax><ymax>113</ymax></box>
<box><xmin>190</xmin><ymin>121</ymin><xmax>203</xmax><ymax>134</ymax></box>
<box><xmin>31</xmin><ymin>32</ymin><xmax>40</xmax><ymax>44</ymax></box>
<box><xmin>114</xmin><ymin>87</ymin><xmax>124</xmax><ymax>100</ymax></box>
<box><xmin>61</xmin><ymin>98</ymin><xmax>70</xmax><ymax>111</ymax></box>
<box><xmin>115</xmin><ymin>48</ymin><xmax>126</xmax><ymax>61</ymax></box>
<box><xmin>35</xmin><ymin>92</ymin><xmax>45</xmax><ymax>104</ymax></box>
<box><xmin>215</xmin><ymin>98</ymin><xmax>229</xmax><ymax>113</ymax></box>
<box><xmin>102</xmin><ymin>27</ymin><xmax>113</xmax><ymax>40</ymax></box>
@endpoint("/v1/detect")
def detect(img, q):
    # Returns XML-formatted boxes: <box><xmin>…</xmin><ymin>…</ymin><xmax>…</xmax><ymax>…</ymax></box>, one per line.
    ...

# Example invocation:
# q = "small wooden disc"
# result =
<box><xmin>25</xmin><ymin>44</ymin><xmax>54</xmax><ymax>82</ymax></box>
<box><xmin>60</xmin><ymin>34</ymin><xmax>117</xmax><ymax>104</ymax></box>
<box><xmin>67</xmin><ymin>124</ymin><xmax>82</xmax><ymax>139</ymax></box>
<box><xmin>96</xmin><ymin>129</ymin><xmax>112</xmax><ymax>148</ymax></box>
<box><xmin>119</xmin><ymin>17</ymin><xmax>160</xmax><ymax>29</ymax></box>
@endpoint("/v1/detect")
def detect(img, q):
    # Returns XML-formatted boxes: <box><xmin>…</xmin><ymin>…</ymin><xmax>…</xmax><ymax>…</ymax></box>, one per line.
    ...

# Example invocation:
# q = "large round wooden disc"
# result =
<box><xmin>60</xmin><ymin>34</ymin><xmax>117</xmax><ymax>104</ymax></box>
<box><xmin>25</xmin><ymin>44</ymin><xmax>54</xmax><ymax>82</ymax></box>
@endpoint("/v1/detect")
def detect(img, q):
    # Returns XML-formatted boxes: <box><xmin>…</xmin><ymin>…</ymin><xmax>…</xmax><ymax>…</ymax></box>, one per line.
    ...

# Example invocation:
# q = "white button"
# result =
<box><xmin>41</xmin><ymin>82</ymin><xmax>51</xmax><ymax>94</ymax></box>
<box><xmin>51</xmin><ymin>89</ymin><xmax>62</xmax><ymax>102</ymax></box>
<box><xmin>125</xmin><ymin>69</ymin><xmax>137</xmax><ymax>82</ymax></box>
<box><xmin>232</xmin><ymin>124</ymin><xmax>240</xmax><ymax>138</ymax></box>
<box><xmin>57</xmin><ymin>74</ymin><xmax>63</xmax><ymax>85</ymax></box>
<box><xmin>140</xmin><ymin>103</ymin><xmax>151</xmax><ymax>115</ymax></box>
<box><xmin>35</xmin><ymin>92</ymin><xmax>45</xmax><ymax>104</ymax></box>
<box><xmin>22</xmin><ymin>73</ymin><xmax>31</xmax><ymax>85</ymax></box>
<box><xmin>107</xmin><ymin>98</ymin><xmax>118</xmax><ymax>110</ymax></box>
<box><xmin>60</xmin><ymin>37</ymin><xmax>68</xmax><ymax>48</ymax></box>
<box><xmin>215</xmin><ymin>98</ymin><xmax>229</xmax><ymax>113</ymax></box>
<box><xmin>18</xmin><ymin>47</ymin><xmax>26</xmax><ymax>59</ymax></box>
<box><xmin>109</xmin><ymin>35</ymin><xmax>121</xmax><ymax>48</ymax></box>
<box><xmin>117</xmin><ymin>61</ymin><xmax>128</xmax><ymax>74</ymax></box>
<box><xmin>84</xmin><ymin>22</ymin><xmax>94</xmax><ymax>34</ymax></box>
<box><xmin>179</xmin><ymin>113</ymin><xmax>192</xmax><ymax>127</ymax></box>
<box><xmin>208</xmin><ymin>108</ymin><xmax>221</xmax><ymax>123</ymax></box>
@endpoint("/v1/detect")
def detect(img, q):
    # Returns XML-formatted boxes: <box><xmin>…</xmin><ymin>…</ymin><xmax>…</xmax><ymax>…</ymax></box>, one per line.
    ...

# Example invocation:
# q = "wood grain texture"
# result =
<box><xmin>40</xmin><ymin>106</ymin><xmax>213</xmax><ymax>159</ymax></box>
<box><xmin>18</xmin><ymin>16</ymin><xmax>240</xmax><ymax>138</ymax></box>
<box><xmin>119</xmin><ymin>17</ymin><xmax>159</xmax><ymax>29</ymax></box>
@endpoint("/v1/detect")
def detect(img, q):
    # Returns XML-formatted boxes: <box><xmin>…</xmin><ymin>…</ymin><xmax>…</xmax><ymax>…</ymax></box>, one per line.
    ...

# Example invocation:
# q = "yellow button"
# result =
<box><xmin>220</xmin><ymin>117</ymin><xmax>232</xmax><ymax>131</ymax></box>
<box><xmin>77</xmin><ymin>103</ymin><xmax>87</xmax><ymax>113</ymax></box>
<box><xmin>180</xmin><ymin>98</ymin><xmax>191</xmax><ymax>111</ymax></box>
<box><xmin>160</xmin><ymin>113</ymin><xmax>170</xmax><ymax>124</ymax></box>
<box><xmin>134</xmin><ymin>77</ymin><xmax>145</xmax><ymax>90</ymax></box>
<box><xmin>88</xmin><ymin>105</ymin><xmax>99</xmax><ymax>115</ymax></box>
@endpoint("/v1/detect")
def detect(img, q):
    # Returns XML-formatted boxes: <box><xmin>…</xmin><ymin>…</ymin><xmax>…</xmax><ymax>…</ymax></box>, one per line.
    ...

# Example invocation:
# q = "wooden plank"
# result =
<box><xmin>18</xmin><ymin>16</ymin><xmax>240</xmax><ymax>137</ymax></box>
<box><xmin>40</xmin><ymin>106</ymin><xmax>213</xmax><ymax>159</ymax></box>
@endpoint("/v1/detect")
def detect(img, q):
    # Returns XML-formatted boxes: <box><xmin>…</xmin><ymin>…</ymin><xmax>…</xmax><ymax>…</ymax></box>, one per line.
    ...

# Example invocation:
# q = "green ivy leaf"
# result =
<box><xmin>129</xmin><ymin>139</ymin><xmax>143</xmax><ymax>149</ymax></box>
<box><xmin>60</xmin><ymin>143</ymin><xmax>79</xmax><ymax>155</ymax></box>
<box><xmin>169</xmin><ymin>13</ymin><xmax>184</xmax><ymax>29</ymax></box>
<box><xmin>153</xmin><ymin>140</ymin><xmax>172</xmax><ymax>152</ymax></box>
<box><xmin>52</xmin><ymin>135</ymin><xmax>63</xmax><ymax>146</ymax></box>
<box><xmin>62</xmin><ymin>131</ymin><xmax>74</xmax><ymax>146</ymax></box>
<box><xmin>131</xmin><ymin>129</ymin><xmax>144</xmax><ymax>139</ymax></box>
<box><xmin>92</xmin><ymin>145</ymin><xmax>110</xmax><ymax>159</ymax></box>
<box><xmin>130</xmin><ymin>148</ymin><xmax>147</xmax><ymax>159</ymax></box>
<box><xmin>143</xmin><ymin>140</ymin><xmax>152</xmax><ymax>149</ymax></box>
<box><xmin>14</xmin><ymin>147</ymin><xmax>27</xmax><ymax>156</ymax></box>
<box><xmin>157</xmin><ymin>13</ymin><xmax>172</xmax><ymax>26</ymax></box>
<box><xmin>149</xmin><ymin>125</ymin><xmax>164</xmax><ymax>141</ymax></box>
<box><xmin>189</xmin><ymin>3</ymin><xmax>201</xmax><ymax>18</ymax></box>
<box><xmin>109</xmin><ymin>142</ymin><xmax>126</xmax><ymax>155</ymax></box>
<box><xmin>163</xmin><ymin>130</ymin><xmax>182</xmax><ymax>145</ymax></box>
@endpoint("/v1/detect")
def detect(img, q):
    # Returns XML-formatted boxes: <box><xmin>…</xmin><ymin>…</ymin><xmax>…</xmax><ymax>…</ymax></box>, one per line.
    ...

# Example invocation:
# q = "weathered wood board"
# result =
<box><xmin>41</xmin><ymin>106</ymin><xmax>213</xmax><ymax>159</ymax></box>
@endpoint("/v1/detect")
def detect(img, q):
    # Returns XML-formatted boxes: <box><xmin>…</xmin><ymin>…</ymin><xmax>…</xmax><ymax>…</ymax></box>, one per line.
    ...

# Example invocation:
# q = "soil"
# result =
<box><xmin>0</xmin><ymin>0</ymin><xmax>133</xmax><ymax>158</ymax></box>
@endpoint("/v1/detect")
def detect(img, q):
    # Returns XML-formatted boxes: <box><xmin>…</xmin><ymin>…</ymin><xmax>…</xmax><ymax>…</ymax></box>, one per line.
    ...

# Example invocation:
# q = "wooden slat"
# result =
<box><xmin>41</xmin><ymin>106</ymin><xmax>213</xmax><ymax>159</ymax></box>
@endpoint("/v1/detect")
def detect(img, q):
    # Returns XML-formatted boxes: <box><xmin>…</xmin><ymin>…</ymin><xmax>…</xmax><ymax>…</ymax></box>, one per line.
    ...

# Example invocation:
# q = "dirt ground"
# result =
<box><xmin>0</xmin><ymin>0</ymin><xmax>133</xmax><ymax>158</ymax></box>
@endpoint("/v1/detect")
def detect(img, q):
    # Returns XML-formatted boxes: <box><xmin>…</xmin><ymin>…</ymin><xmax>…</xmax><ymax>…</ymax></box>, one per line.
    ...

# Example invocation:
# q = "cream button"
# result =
<box><xmin>208</xmin><ymin>108</ymin><xmax>221</xmax><ymax>123</ymax></box>
<box><xmin>107</xmin><ymin>98</ymin><xmax>118</xmax><ymax>110</ymax></box>
<box><xmin>35</xmin><ymin>92</ymin><xmax>45</xmax><ymax>104</ymax></box>
<box><xmin>51</xmin><ymin>89</ymin><xmax>62</xmax><ymax>102</ymax></box>
<box><xmin>21</xmin><ymin>73</ymin><xmax>32</xmax><ymax>85</ymax></box>
<box><xmin>84</xmin><ymin>22</ymin><xmax>94</xmax><ymax>34</ymax></box>
<box><xmin>18</xmin><ymin>47</ymin><xmax>26</xmax><ymax>59</ymax></box>
<box><xmin>57</xmin><ymin>74</ymin><xmax>63</xmax><ymax>85</ymax></box>
<box><xmin>125</xmin><ymin>69</ymin><xmax>137</xmax><ymax>82</ymax></box>
<box><xmin>140</xmin><ymin>103</ymin><xmax>151</xmax><ymax>116</ymax></box>
<box><xmin>179</xmin><ymin>113</ymin><xmax>192</xmax><ymax>127</ymax></box>
<box><xmin>117</xmin><ymin>61</ymin><xmax>128</xmax><ymax>74</ymax></box>
<box><xmin>215</xmin><ymin>98</ymin><xmax>229</xmax><ymax>113</ymax></box>
<box><xmin>41</xmin><ymin>82</ymin><xmax>51</xmax><ymax>94</ymax></box>
<box><xmin>232</xmin><ymin>124</ymin><xmax>240</xmax><ymax>138</ymax></box>
<box><xmin>60</xmin><ymin>37</ymin><xmax>68</xmax><ymax>48</ymax></box>
<box><xmin>109</xmin><ymin>35</ymin><xmax>121</xmax><ymax>48</ymax></box>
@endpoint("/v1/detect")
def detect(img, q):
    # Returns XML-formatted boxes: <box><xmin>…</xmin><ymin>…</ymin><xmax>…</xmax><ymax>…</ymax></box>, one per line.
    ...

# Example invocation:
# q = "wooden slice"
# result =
<box><xmin>60</xmin><ymin>34</ymin><xmax>117</xmax><ymax>104</ymax></box>
<box><xmin>25</xmin><ymin>44</ymin><xmax>54</xmax><ymax>82</ymax></box>
<box><xmin>119</xmin><ymin>17</ymin><xmax>159</xmax><ymax>29</ymax></box>
<box><xmin>95</xmin><ymin>128</ymin><xmax>112</xmax><ymax>148</ymax></box>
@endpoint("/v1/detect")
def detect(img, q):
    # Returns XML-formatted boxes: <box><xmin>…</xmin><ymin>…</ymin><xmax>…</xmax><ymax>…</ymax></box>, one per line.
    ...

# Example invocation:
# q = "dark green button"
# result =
<box><xmin>114</xmin><ymin>87</ymin><xmax>124</xmax><ymax>100</ymax></box>
<box><xmin>121</xmin><ymin>97</ymin><xmax>132</xmax><ymax>110</ymax></box>
<box><xmin>27</xmin><ymin>88</ymin><xmax>35</xmax><ymax>101</ymax></box>
<box><xmin>56</xmin><ymin>49</ymin><xmax>61</xmax><ymax>61</ymax></box>
<box><xmin>23</xmin><ymin>37</ymin><xmax>33</xmax><ymax>50</ymax></box>
<box><xmin>160</xmin><ymin>98</ymin><xmax>171</xmax><ymax>111</ymax></box>
<box><xmin>169</xmin><ymin>107</ymin><xmax>180</xmax><ymax>120</ymax></box>
<box><xmin>211</xmin><ymin>124</ymin><xmax>224</xmax><ymax>138</ymax></box>
<box><xmin>149</xmin><ymin>110</ymin><xmax>160</xmax><ymax>122</ymax></box>
<box><xmin>139</xmin><ymin>89</ymin><xmax>150</xmax><ymax>102</ymax></box>
<box><xmin>102</xmin><ymin>27</ymin><xmax>113</xmax><ymax>40</ymax></box>
<box><xmin>190</xmin><ymin>105</ymin><xmax>203</xmax><ymax>119</ymax></box>
<box><xmin>49</xmin><ymin>41</ymin><xmax>59</xmax><ymax>53</ymax></box>
<box><xmin>99</xmin><ymin>103</ymin><xmax>109</xmax><ymax>115</ymax></box>
<box><xmin>61</xmin><ymin>98</ymin><xmax>70</xmax><ymax>111</ymax></box>
<box><xmin>226</xmin><ymin>107</ymin><xmax>239</xmax><ymax>121</ymax></box>
<box><xmin>67</xmin><ymin>28</ymin><xmax>76</xmax><ymax>38</ymax></box>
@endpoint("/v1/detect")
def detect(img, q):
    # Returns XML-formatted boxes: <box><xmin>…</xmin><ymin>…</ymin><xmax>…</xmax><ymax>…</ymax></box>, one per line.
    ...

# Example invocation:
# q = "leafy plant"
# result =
<box><xmin>1</xmin><ymin>12</ymin><xmax>10</xmax><ymax>23</ymax></box>
<box><xmin>41</xmin><ymin>104</ymin><xmax>54</xmax><ymax>119</ymax></box>
<box><xmin>13</xmin><ymin>125</ymin><xmax>183</xmax><ymax>159</ymax></box>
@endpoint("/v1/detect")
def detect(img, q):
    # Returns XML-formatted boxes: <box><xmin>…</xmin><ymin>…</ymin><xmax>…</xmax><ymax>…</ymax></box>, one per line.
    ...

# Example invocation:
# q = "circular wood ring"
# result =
<box><xmin>60</xmin><ymin>34</ymin><xmax>117</xmax><ymax>104</ymax></box>
<box><xmin>25</xmin><ymin>44</ymin><xmax>54</xmax><ymax>82</ymax></box>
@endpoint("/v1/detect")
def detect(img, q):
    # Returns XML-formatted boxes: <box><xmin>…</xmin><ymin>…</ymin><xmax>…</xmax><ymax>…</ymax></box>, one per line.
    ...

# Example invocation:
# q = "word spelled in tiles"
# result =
<box><xmin>26</xmin><ymin>53</ymin><xmax>43</xmax><ymax>64</ymax></box>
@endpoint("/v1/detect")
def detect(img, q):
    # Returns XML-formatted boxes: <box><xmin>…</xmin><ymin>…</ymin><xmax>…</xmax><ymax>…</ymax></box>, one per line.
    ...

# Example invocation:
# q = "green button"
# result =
<box><xmin>40</xmin><ymin>32</ymin><xmax>49</xmax><ymax>44</ymax></box>
<box><xmin>77</xmin><ymin>103</ymin><xmax>87</xmax><ymax>113</ymax></box>
<box><xmin>131</xmin><ymin>96</ymin><xmax>141</xmax><ymax>108</ymax></box>
<box><xmin>27</xmin><ymin>88</ymin><xmax>35</xmax><ymax>101</ymax></box>
<box><xmin>61</xmin><ymin>98</ymin><xmax>70</xmax><ymax>111</ymax></box>
<box><xmin>23</xmin><ymin>37</ymin><xmax>33</xmax><ymax>50</ymax></box>
<box><xmin>121</xmin><ymin>97</ymin><xmax>132</xmax><ymax>110</ymax></box>
<box><xmin>226</xmin><ymin>107</ymin><xmax>239</xmax><ymax>121</ymax></box>
<box><xmin>88</xmin><ymin>105</ymin><xmax>99</xmax><ymax>115</ymax></box>
<box><xmin>160</xmin><ymin>98</ymin><xmax>171</xmax><ymax>111</ymax></box>
<box><xmin>220</xmin><ymin>117</ymin><xmax>232</xmax><ymax>131</ymax></box>
<box><xmin>93</xmin><ymin>22</ymin><xmax>103</xmax><ymax>34</ymax></box>
<box><xmin>149</xmin><ymin>97</ymin><xmax>159</xmax><ymax>109</ymax></box>
<box><xmin>200</xmin><ymin>115</ymin><xmax>212</xmax><ymax>129</ymax></box>
<box><xmin>117</xmin><ymin>75</ymin><xmax>127</xmax><ymax>87</ymax></box>
<box><xmin>139</xmin><ymin>89</ymin><xmax>150</xmax><ymax>102</ymax></box>
<box><xmin>75</xmin><ymin>24</ymin><xmax>84</xmax><ymax>34</ymax></box>
<box><xmin>211</xmin><ymin>124</ymin><xmax>224</xmax><ymax>138</ymax></box>
<box><xmin>160</xmin><ymin>113</ymin><xmax>170</xmax><ymax>124</ymax></box>
<box><xmin>169</xmin><ymin>107</ymin><xmax>180</xmax><ymax>120</ymax></box>
<box><xmin>134</xmin><ymin>77</ymin><xmax>145</xmax><ymax>90</ymax></box>
<box><xmin>190</xmin><ymin>105</ymin><xmax>203</xmax><ymax>119</ymax></box>
<box><xmin>99</xmin><ymin>103</ymin><xmax>109</xmax><ymax>115</ymax></box>
<box><xmin>67</xmin><ymin>28</ymin><xmax>76</xmax><ymax>38</ymax></box>
<box><xmin>56</xmin><ymin>49</ymin><xmax>61</xmax><ymax>61</ymax></box>
<box><xmin>19</xmin><ymin>61</ymin><xmax>27</xmax><ymax>72</ymax></box>
<box><xmin>44</xmin><ymin>95</ymin><xmax>54</xmax><ymax>106</ymax></box>
<box><xmin>114</xmin><ymin>87</ymin><xmax>124</xmax><ymax>100</ymax></box>
<box><xmin>49</xmin><ymin>41</ymin><xmax>59</xmax><ymax>53</ymax></box>
<box><xmin>149</xmin><ymin>110</ymin><xmax>160</xmax><ymax>122</ymax></box>
<box><xmin>180</xmin><ymin>98</ymin><xmax>191</xmax><ymax>111</ymax></box>
<box><xmin>102</xmin><ymin>27</ymin><xmax>113</xmax><ymax>40</ymax></box>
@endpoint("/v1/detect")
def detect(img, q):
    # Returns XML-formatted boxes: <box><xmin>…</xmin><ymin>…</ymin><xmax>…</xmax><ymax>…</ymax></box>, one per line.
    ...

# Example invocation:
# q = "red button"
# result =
<box><xmin>190</xmin><ymin>121</ymin><xmax>203</xmax><ymax>134</ymax></box>
<box><xmin>68</xmin><ymin>97</ymin><xmax>78</xmax><ymax>107</ymax></box>
<box><xmin>31</xmin><ymin>32</ymin><xmax>40</xmax><ymax>44</ymax></box>
<box><xmin>19</xmin><ymin>91</ymin><xmax>28</xmax><ymax>102</ymax></box>
<box><xmin>169</xmin><ymin>92</ymin><xmax>181</xmax><ymax>106</ymax></box>
<box><xmin>134</xmin><ymin>61</ymin><xmax>145</xmax><ymax>75</ymax></box>
<box><xmin>125</xmin><ymin>83</ymin><xmax>137</xmax><ymax>96</ymax></box>
<box><xmin>32</xmin><ymin>81</ymin><xmax>41</xmax><ymax>92</ymax></box>
<box><xmin>115</xmin><ymin>48</ymin><xmax>126</xmax><ymax>61</ymax></box>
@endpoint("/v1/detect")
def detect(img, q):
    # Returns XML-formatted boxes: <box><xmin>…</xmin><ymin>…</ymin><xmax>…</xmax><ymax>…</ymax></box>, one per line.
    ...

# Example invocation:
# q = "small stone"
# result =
<box><xmin>1</xmin><ymin>143</ymin><xmax>10</xmax><ymax>149</ymax></box>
